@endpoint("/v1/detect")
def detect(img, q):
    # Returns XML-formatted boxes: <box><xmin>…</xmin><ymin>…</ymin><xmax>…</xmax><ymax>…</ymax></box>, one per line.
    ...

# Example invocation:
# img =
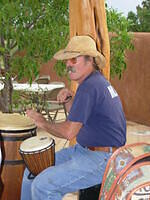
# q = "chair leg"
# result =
<box><xmin>45</xmin><ymin>109</ymin><xmax>53</xmax><ymax>122</ymax></box>
<box><xmin>53</xmin><ymin>110</ymin><xmax>59</xmax><ymax>122</ymax></box>
<box><xmin>63</xmin><ymin>104</ymin><xmax>68</xmax><ymax>119</ymax></box>
<box><xmin>78</xmin><ymin>184</ymin><xmax>101</xmax><ymax>200</ymax></box>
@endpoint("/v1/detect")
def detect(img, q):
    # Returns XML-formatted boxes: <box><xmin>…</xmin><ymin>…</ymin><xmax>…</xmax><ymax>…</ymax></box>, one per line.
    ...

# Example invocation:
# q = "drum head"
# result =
<box><xmin>20</xmin><ymin>135</ymin><xmax>54</xmax><ymax>152</ymax></box>
<box><xmin>0</xmin><ymin>113</ymin><xmax>36</xmax><ymax>131</ymax></box>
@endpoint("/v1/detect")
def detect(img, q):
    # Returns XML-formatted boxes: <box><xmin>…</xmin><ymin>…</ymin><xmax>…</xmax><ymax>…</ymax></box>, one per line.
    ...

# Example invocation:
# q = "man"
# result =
<box><xmin>21</xmin><ymin>35</ymin><xmax>126</xmax><ymax>200</ymax></box>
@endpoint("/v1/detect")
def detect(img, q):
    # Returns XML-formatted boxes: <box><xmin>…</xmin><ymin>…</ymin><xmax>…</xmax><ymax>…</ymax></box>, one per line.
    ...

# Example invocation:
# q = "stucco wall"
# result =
<box><xmin>39</xmin><ymin>58</ymin><xmax>70</xmax><ymax>88</ymax></box>
<box><xmin>111</xmin><ymin>33</ymin><xmax>150</xmax><ymax>126</ymax></box>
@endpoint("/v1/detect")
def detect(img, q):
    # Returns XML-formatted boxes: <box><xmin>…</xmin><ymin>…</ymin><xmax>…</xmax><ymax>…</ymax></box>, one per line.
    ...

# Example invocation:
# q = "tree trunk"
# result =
<box><xmin>1</xmin><ymin>79</ymin><xmax>13</xmax><ymax>113</ymax></box>
<box><xmin>0</xmin><ymin>55</ymin><xmax>13</xmax><ymax>113</ymax></box>
<box><xmin>69</xmin><ymin>0</ymin><xmax>110</xmax><ymax>146</ymax></box>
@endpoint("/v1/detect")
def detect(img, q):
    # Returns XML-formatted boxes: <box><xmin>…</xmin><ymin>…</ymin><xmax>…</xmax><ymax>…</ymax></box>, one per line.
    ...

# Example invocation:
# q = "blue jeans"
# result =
<box><xmin>21</xmin><ymin>143</ymin><xmax>112</xmax><ymax>200</ymax></box>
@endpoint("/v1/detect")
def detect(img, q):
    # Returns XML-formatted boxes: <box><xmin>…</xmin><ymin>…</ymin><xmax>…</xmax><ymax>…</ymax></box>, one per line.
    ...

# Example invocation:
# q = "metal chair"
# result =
<box><xmin>43</xmin><ymin>88</ymin><xmax>68</xmax><ymax>122</ymax></box>
<box><xmin>34</xmin><ymin>75</ymin><xmax>50</xmax><ymax>84</ymax></box>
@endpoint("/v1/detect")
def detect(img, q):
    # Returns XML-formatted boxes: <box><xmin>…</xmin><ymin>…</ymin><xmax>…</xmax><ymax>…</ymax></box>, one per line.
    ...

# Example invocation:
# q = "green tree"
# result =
<box><xmin>0</xmin><ymin>1</ymin><xmax>133</xmax><ymax>112</ymax></box>
<box><xmin>0</xmin><ymin>0</ymin><xmax>69</xmax><ymax>112</ymax></box>
<box><xmin>127</xmin><ymin>0</ymin><xmax>150</xmax><ymax>32</ymax></box>
<box><xmin>127</xmin><ymin>11</ymin><xmax>139</xmax><ymax>32</ymax></box>
<box><xmin>106</xmin><ymin>7</ymin><xmax>134</xmax><ymax>78</ymax></box>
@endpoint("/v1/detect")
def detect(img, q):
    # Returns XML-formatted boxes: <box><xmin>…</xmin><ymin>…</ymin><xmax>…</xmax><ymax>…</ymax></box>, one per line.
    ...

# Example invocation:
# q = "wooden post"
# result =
<box><xmin>69</xmin><ymin>0</ymin><xmax>110</xmax><ymax>146</ymax></box>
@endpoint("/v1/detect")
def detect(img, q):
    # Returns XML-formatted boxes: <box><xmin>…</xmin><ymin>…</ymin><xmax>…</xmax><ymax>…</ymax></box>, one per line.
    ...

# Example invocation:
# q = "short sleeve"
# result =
<box><xmin>67</xmin><ymin>87</ymin><xmax>95</xmax><ymax>124</ymax></box>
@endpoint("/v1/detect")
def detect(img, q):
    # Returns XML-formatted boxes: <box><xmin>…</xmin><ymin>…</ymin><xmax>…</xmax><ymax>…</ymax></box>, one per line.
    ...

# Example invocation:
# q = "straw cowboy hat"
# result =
<box><xmin>53</xmin><ymin>35</ymin><xmax>106</xmax><ymax>69</ymax></box>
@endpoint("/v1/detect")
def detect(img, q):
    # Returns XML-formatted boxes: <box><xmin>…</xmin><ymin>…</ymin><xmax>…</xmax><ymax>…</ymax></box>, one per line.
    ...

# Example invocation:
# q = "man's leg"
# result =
<box><xmin>31</xmin><ymin>144</ymin><xmax>111</xmax><ymax>200</ymax></box>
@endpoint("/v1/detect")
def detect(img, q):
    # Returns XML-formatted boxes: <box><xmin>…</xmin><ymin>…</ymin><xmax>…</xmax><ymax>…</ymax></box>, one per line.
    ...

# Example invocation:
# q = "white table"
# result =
<box><xmin>0</xmin><ymin>82</ymin><xmax>65</xmax><ymax>113</ymax></box>
<box><xmin>0</xmin><ymin>82</ymin><xmax>65</xmax><ymax>93</ymax></box>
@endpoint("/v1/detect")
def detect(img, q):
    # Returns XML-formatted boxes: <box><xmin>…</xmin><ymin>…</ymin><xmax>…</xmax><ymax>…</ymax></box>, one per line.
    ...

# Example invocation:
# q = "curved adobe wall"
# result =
<box><xmin>111</xmin><ymin>33</ymin><xmax>150</xmax><ymax>126</ymax></box>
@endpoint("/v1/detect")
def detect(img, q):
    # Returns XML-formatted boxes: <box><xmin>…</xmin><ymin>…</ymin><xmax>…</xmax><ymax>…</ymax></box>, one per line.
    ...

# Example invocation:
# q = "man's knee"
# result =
<box><xmin>31</xmin><ymin>174</ymin><xmax>55</xmax><ymax>195</ymax></box>
<box><xmin>31</xmin><ymin>176</ymin><xmax>64</xmax><ymax>200</ymax></box>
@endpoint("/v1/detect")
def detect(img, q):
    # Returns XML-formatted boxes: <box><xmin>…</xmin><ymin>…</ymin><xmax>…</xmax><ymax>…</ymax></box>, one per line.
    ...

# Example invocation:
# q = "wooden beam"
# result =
<box><xmin>69</xmin><ymin>0</ymin><xmax>110</xmax><ymax>146</ymax></box>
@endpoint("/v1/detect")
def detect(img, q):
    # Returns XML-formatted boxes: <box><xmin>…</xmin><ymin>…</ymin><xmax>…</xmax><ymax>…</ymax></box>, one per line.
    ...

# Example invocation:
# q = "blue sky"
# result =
<box><xmin>106</xmin><ymin>0</ymin><xmax>143</xmax><ymax>16</ymax></box>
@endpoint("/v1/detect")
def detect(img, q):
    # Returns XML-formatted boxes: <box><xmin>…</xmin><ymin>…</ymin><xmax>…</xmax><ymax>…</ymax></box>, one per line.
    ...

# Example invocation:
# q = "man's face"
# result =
<box><xmin>65</xmin><ymin>56</ymin><xmax>93</xmax><ymax>84</ymax></box>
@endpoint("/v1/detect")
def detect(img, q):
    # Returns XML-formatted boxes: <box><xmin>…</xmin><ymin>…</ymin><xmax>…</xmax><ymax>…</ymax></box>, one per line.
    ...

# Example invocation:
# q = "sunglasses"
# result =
<box><xmin>64</xmin><ymin>57</ymin><xmax>78</xmax><ymax>65</ymax></box>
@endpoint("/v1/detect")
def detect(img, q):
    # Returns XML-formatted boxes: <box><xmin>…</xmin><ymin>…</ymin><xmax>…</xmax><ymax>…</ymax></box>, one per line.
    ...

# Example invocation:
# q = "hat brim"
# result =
<box><xmin>54</xmin><ymin>50</ymin><xmax>81</xmax><ymax>60</ymax></box>
<box><xmin>54</xmin><ymin>50</ymin><xmax>106</xmax><ymax>69</ymax></box>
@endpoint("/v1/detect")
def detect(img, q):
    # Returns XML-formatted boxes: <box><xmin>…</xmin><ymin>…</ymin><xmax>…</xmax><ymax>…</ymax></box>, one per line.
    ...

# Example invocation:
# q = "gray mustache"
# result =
<box><xmin>66</xmin><ymin>66</ymin><xmax>76</xmax><ymax>73</ymax></box>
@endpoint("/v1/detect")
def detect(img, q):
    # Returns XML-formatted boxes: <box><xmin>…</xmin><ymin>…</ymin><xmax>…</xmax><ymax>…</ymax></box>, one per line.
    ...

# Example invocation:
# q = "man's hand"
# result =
<box><xmin>57</xmin><ymin>88</ymin><xmax>73</xmax><ymax>103</ymax></box>
<box><xmin>26</xmin><ymin>109</ymin><xmax>47</xmax><ymax>129</ymax></box>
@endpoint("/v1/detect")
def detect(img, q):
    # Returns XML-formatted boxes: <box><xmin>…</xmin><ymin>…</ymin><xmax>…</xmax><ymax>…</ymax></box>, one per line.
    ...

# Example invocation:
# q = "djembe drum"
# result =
<box><xmin>0</xmin><ymin>113</ymin><xmax>36</xmax><ymax>200</ymax></box>
<box><xmin>19</xmin><ymin>135</ymin><xmax>55</xmax><ymax>178</ymax></box>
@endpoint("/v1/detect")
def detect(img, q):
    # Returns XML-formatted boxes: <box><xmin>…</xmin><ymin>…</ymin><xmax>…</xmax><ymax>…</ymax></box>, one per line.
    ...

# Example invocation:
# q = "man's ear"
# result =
<box><xmin>84</xmin><ymin>56</ymin><xmax>93</xmax><ymax>65</ymax></box>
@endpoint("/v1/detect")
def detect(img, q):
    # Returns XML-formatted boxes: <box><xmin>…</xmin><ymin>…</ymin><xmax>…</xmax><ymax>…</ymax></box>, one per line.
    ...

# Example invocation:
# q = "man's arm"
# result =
<box><xmin>57</xmin><ymin>88</ymin><xmax>74</xmax><ymax>113</ymax></box>
<box><xmin>42</xmin><ymin>120</ymin><xmax>82</xmax><ymax>140</ymax></box>
<box><xmin>26</xmin><ymin>110</ymin><xmax>82</xmax><ymax>140</ymax></box>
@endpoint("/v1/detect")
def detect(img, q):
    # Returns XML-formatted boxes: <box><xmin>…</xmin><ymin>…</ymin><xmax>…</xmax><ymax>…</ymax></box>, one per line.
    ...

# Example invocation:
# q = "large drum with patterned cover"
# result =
<box><xmin>112</xmin><ymin>162</ymin><xmax>150</xmax><ymax>199</ymax></box>
<box><xmin>131</xmin><ymin>184</ymin><xmax>150</xmax><ymax>200</ymax></box>
<box><xmin>99</xmin><ymin>143</ymin><xmax>150</xmax><ymax>200</ymax></box>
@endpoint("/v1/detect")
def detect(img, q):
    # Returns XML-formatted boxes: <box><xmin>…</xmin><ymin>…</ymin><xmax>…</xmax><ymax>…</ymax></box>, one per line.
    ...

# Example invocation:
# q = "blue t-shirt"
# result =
<box><xmin>67</xmin><ymin>71</ymin><xmax>126</xmax><ymax>147</ymax></box>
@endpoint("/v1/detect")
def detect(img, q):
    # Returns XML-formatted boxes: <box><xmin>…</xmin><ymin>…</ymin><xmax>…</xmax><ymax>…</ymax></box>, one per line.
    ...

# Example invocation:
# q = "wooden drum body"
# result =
<box><xmin>20</xmin><ymin>135</ymin><xmax>55</xmax><ymax>178</ymax></box>
<box><xmin>0</xmin><ymin>113</ymin><xmax>36</xmax><ymax>200</ymax></box>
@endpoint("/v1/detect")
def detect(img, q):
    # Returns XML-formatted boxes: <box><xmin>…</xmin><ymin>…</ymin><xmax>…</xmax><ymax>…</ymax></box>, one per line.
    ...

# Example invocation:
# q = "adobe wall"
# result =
<box><xmin>111</xmin><ymin>33</ymin><xmax>150</xmax><ymax>126</ymax></box>
<box><xmin>39</xmin><ymin>58</ymin><xmax>70</xmax><ymax>88</ymax></box>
